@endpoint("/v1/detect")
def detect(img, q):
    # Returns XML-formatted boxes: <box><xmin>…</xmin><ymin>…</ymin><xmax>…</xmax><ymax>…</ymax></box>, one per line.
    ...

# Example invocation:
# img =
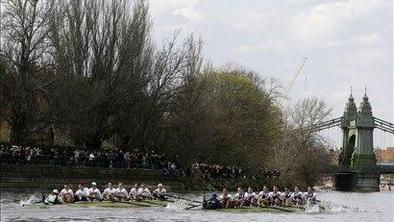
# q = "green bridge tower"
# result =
<box><xmin>337</xmin><ymin>91</ymin><xmax>379</xmax><ymax>191</ymax></box>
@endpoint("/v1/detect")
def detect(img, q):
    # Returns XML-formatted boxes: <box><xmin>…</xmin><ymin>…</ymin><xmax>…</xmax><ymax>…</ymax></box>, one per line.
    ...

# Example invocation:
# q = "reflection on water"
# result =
<box><xmin>1</xmin><ymin>191</ymin><xmax>393</xmax><ymax>222</ymax></box>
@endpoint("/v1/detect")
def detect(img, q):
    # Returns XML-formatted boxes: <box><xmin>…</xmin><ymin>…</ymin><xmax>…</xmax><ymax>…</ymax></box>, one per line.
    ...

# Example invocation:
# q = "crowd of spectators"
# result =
<box><xmin>192</xmin><ymin>162</ymin><xmax>281</xmax><ymax>181</ymax></box>
<box><xmin>0</xmin><ymin>144</ymin><xmax>176</xmax><ymax>170</ymax></box>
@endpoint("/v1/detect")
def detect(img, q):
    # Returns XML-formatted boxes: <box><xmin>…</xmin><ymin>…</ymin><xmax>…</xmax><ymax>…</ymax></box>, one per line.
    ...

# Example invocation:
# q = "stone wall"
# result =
<box><xmin>0</xmin><ymin>164</ymin><xmax>185</xmax><ymax>193</ymax></box>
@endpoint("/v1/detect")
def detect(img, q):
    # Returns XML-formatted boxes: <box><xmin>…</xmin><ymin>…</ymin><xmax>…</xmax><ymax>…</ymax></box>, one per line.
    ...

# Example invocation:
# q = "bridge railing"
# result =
<box><xmin>323</xmin><ymin>165</ymin><xmax>394</xmax><ymax>174</ymax></box>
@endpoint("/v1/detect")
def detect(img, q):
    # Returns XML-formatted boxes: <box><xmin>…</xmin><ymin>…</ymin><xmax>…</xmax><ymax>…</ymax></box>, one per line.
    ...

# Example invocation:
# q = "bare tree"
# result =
<box><xmin>0</xmin><ymin>0</ymin><xmax>55</xmax><ymax>144</ymax></box>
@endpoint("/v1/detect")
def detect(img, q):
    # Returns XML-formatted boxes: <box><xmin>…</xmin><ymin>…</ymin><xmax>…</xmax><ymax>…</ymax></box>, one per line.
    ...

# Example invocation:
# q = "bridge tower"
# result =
<box><xmin>336</xmin><ymin>91</ymin><xmax>379</xmax><ymax>191</ymax></box>
<box><xmin>340</xmin><ymin>92</ymin><xmax>358</xmax><ymax>166</ymax></box>
<box><xmin>352</xmin><ymin>92</ymin><xmax>376</xmax><ymax>166</ymax></box>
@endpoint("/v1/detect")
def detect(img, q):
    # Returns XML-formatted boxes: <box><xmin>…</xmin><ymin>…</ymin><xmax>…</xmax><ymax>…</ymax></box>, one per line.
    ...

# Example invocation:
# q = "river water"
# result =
<box><xmin>1</xmin><ymin>191</ymin><xmax>393</xmax><ymax>222</ymax></box>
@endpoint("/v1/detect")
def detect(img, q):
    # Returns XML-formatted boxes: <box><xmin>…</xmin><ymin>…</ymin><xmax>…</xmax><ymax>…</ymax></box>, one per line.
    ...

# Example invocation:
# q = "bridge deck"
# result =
<box><xmin>323</xmin><ymin>165</ymin><xmax>394</xmax><ymax>174</ymax></box>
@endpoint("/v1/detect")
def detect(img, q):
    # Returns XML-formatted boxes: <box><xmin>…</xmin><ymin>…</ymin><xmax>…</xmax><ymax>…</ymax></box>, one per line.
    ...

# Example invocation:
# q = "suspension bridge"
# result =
<box><xmin>303</xmin><ymin>91</ymin><xmax>394</xmax><ymax>191</ymax></box>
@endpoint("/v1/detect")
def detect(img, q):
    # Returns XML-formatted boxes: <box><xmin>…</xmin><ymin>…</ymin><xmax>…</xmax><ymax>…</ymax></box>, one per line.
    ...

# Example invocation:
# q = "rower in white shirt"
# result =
<box><xmin>113</xmin><ymin>183</ymin><xmax>128</xmax><ymax>201</ymax></box>
<box><xmin>45</xmin><ymin>189</ymin><xmax>63</xmax><ymax>205</ymax></box>
<box><xmin>129</xmin><ymin>183</ymin><xmax>139</xmax><ymax>200</ymax></box>
<box><xmin>87</xmin><ymin>182</ymin><xmax>102</xmax><ymax>201</ymax></box>
<box><xmin>281</xmin><ymin>187</ymin><xmax>292</xmax><ymax>206</ymax></box>
<box><xmin>102</xmin><ymin>183</ymin><xmax>114</xmax><ymax>200</ymax></box>
<box><xmin>304</xmin><ymin>186</ymin><xmax>317</xmax><ymax>204</ymax></box>
<box><xmin>74</xmin><ymin>184</ymin><xmax>89</xmax><ymax>202</ymax></box>
<box><xmin>244</xmin><ymin>187</ymin><xmax>257</xmax><ymax>206</ymax></box>
<box><xmin>153</xmin><ymin>183</ymin><xmax>166</xmax><ymax>200</ymax></box>
<box><xmin>290</xmin><ymin>186</ymin><xmax>304</xmax><ymax>205</ymax></box>
<box><xmin>268</xmin><ymin>186</ymin><xmax>282</xmax><ymax>206</ymax></box>
<box><xmin>137</xmin><ymin>183</ymin><xmax>152</xmax><ymax>200</ymax></box>
<box><xmin>233</xmin><ymin>187</ymin><xmax>245</xmax><ymax>207</ymax></box>
<box><xmin>257</xmin><ymin>185</ymin><xmax>270</xmax><ymax>207</ymax></box>
<box><xmin>59</xmin><ymin>184</ymin><xmax>74</xmax><ymax>203</ymax></box>
<box><xmin>219</xmin><ymin>188</ymin><xmax>232</xmax><ymax>208</ymax></box>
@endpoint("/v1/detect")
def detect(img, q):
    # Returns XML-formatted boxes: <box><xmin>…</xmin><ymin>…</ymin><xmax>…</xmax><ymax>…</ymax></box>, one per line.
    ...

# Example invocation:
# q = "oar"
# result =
<box><xmin>112</xmin><ymin>195</ymin><xmax>150</xmax><ymax>207</ymax></box>
<box><xmin>164</xmin><ymin>194</ymin><xmax>203</xmax><ymax>204</ymax></box>
<box><xmin>140</xmin><ymin>200</ymin><xmax>167</xmax><ymax>207</ymax></box>
<box><xmin>268</xmin><ymin>206</ymin><xmax>294</xmax><ymax>213</ymax></box>
<box><xmin>185</xmin><ymin>204</ymin><xmax>201</xmax><ymax>210</ymax></box>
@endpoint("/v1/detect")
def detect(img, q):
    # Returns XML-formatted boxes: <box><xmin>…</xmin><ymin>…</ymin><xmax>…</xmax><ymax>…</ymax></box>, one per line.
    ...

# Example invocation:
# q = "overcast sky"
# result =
<box><xmin>148</xmin><ymin>0</ymin><xmax>393</xmax><ymax>147</ymax></box>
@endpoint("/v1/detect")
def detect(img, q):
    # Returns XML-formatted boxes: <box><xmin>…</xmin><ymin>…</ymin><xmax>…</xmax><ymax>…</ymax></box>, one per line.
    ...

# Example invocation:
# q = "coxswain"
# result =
<box><xmin>153</xmin><ymin>183</ymin><xmax>167</xmax><ymax>200</ymax></box>
<box><xmin>257</xmin><ymin>185</ymin><xmax>270</xmax><ymax>207</ymax></box>
<box><xmin>87</xmin><ymin>182</ymin><xmax>102</xmax><ymax>201</ymax></box>
<box><xmin>74</xmin><ymin>184</ymin><xmax>89</xmax><ymax>202</ymax></box>
<box><xmin>59</xmin><ymin>184</ymin><xmax>74</xmax><ymax>203</ymax></box>
<box><xmin>244</xmin><ymin>187</ymin><xmax>257</xmax><ymax>206</ymax></box>
<box><xmin>233</xmin><ymin>187</ymin><xmax>245</xmax><ymax>207</ymax></box>
<box><xmin>113</xmin><ymin>183</ymin><xmax>128</xmax><ymax>201</ymax></box>
<box><xmin>203</xmin><ymin>193</ymin><xmax>222</xmax><ymax>209</ymax></box>
<box><xmin>102</xmin><ymin>183</ymin><xmax>114</xmax><ymax>200</ymax></box>
<box><xmin>268</xmin><ymin>186</ymin><xmax>282</xmax><ymax>206</ymax></box>
<box><xmin>45</xmin><ymin>189</ymin><xmax>62</xmax><ymax>205</ymax></box>
<box><xmin>304</xmin><ymin>187</ymin><xmax>317</xmax><ymax>204</ymax></box>
<box><xmin>290</xmin><ymin>186</ymin><xmax>304</xmax><ymax>206</ymax></box>
<box><xmin>219</xmin><ymin>188</ymin><xmax>232</xmax><ymax>208</ymax></box>
<box><xmin>129</xmin><ymin>183</ymin><xmax>139</xmax><ymax>200</ymax></box>
<box><xmin>137</xmin><ymin>183</ymin><xmax>152</xmax><ymax>200</ymax></box>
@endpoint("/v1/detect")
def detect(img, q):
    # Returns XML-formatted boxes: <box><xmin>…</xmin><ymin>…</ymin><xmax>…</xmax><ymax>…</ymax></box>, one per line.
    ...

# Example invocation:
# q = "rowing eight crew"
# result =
<box><xmin>45</xmin><ymin>182</ymin><xmax>167</xmax><ymax>205</ymax></box>
<box><xmin>205</xmin><ymin>185</ymin><xmax>317</xmax><ymax>209</ymax></box>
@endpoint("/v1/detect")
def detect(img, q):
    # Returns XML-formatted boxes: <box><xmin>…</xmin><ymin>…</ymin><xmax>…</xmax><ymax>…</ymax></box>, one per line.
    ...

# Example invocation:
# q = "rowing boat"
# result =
<box><xmin>201</xmin><ymin>205</ymin><xmax>305</xmax><ymax>213</ymax></box>
<box><xmin>22</xmin><ymin>200</ymin><xmax>170</xmax><ymax>208</ymax></box>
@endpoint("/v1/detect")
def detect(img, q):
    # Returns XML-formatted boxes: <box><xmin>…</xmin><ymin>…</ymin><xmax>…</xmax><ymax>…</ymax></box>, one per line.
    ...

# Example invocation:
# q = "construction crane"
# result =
<box><xmin>284</xmin><ymin>57</ymin><xmax>308</xmax><ymax>98</ymax></box>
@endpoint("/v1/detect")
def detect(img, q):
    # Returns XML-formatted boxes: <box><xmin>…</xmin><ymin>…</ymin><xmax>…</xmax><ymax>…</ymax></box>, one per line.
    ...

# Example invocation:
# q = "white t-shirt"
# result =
<box><xmin>258</xmin><ymin>191</ymin><xmax>269</xmax><ymax>198</ymax></box>
<box><xmin>88</xmin><ymin>187</ymin><xmax>102</xmax><ymax>199</ymax></box>
<box><xmin>268</xmin><ymin>191</ymin><xmax>281</xmax><ymax>199</ymax></box>
<box><xmin>291</xmin><ymin>191</ymin><xmax>303</xmax><ymax>199</ymax></box>
<box><xmin>59</xmin><ymin>188</ymin><xmax>74</xmax><ymax>198</ymax></box>
<box><xmin>129</xmin><ymin>187</ymin><xmax>138</xmax><ymax>195</ymax></box>
<box><xmin>245</xmin><ymin>192</ymin><xmax>257</xmax><ymax>199</ymax></box>
<box><xmin>45</xmin><ymin>194</ymin><xmax>63</xmax><ymax>204</ymax></box>
<box><xmin>102</xmin><ymin>187</ymin><xmax>114</xmax><ymax>197</ymax></box>
<box><xmin>234</xmin><ymin>192</ymin><xmax>244</xmax><ymax>200</ymax></box>
<box><xmin>153</xmin><ymin>188</ymin><xmax>166</xmax><ymax>195</ymax></box>
<box><xmin>219</xmin><ymin>193</ymin><xmax>232</xmax><ymax>200</ymax></box>
<box><xmin>114</xmin><ymin>188</ymin><xmax>128</xmax><ymax>197</ymax></box>
<box><xmin>304</xmin><ymin>191</ymin><xmax>316</xmax><ymax>200</ymax></box>
<box><xmin>75</xmin><ymin>187</ymin><xmax>89</xmax><ymax>198</ymax></box>
<box><xmin>138</xmin><ymin>188</ymin><xmax>151</xmax><ymax>197</ymax></box>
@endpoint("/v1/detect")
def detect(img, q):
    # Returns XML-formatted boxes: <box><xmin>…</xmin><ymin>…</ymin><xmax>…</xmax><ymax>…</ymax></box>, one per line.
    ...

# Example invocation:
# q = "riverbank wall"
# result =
<box><xmin>0</xmin><ymin>164</ymin><xmax>185</xmax><ymax>193</ymax></box>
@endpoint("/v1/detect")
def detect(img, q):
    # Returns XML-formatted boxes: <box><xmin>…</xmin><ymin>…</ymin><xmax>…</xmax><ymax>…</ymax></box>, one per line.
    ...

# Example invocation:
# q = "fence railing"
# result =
<box><xmin>0</xmin><ymin>154</ymin><xmax>161</xmax><ymax>169</ymax></box>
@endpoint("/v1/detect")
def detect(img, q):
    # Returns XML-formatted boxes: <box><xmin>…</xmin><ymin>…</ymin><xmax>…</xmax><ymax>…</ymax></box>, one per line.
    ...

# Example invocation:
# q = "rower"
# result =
<box><xmin>268</xmin><ymin>186</ymin><xmax>282</xmax><ymax>206</ymax></box>
<box><xmin>129</xmin><ymin>183</ymin><xmax>139</xmax><ymax>200</ymax></box>
<box><xmin>59</xmin><ymin>184</ymin><xmax>74</xmax><ymax>203</ymax></box>
<box><xmin>257</xmin><ymin>185</ymin><xmax>270</xmax><ymax>207</ymax></box>
<box><xmin>281</xmin><ymin>187</ymin><xmax>292</xmax><ymax>206</ymax></box>
<box><xmin>203</xmin><ymin>193</ymin><xmax>222</xmax><ymax>209</ymax></box>
<box><xmin>45</xmin><ymin>189</ymin><xmax>62</xmax><ymax>205</ymax></box>
<box><xmin>102</xmin><ymin>183</ymin><xmax>114</xmax><ymax>200</ymax></box>
<box><xmin>244</xmin><ymin>187</ymin><xmax>257</xmax><ymax>206</ymax></box>
<box><xmin>153</xmin><ymin>183</ymin><xmax>167</xmax><ymax>200</ymax></box>
<box><xmin>113</xmin><ymin>183</ymin><xmax>128</xmax><ymax>201</ymax></box>
<box><xmin>74</xmin><ymin>184</ymin><xmax>89</xmax><ymax>202</ymax></box>
<box><xmin>290</xmin><ymin>186</ymin><xmax>304</xmax><ymax>205</ymax></box>
<box><xmin>87</xmin><ymin>182</ymin><xmax>102</xmax><ymax>201</ymax></box>
<box><xmin>304</xmin><ymin>187</ymin><xmax>317</xmax><ymax>204</ymax></box>
<box><xmin>137</xmin><ymin>183</ymin><xmax>152</xmax><ymax>200</ymax></box>
<box><xmin>233</xmin><ymin>187</ymin><xmax>245</xmax><ymax>207</ymax></box>
<box><xmin>219</xmin><ymin>188</ymin><xmax>232</xmax><ymax>208</ymax></box>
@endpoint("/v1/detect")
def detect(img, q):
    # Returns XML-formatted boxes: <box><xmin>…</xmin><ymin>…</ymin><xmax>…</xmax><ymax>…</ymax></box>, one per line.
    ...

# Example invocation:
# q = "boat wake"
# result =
<box><xmin>305</xmin><ymin>200</ymin><xmax>366</xmax><ymax>214</ymax></box>
<box><xmin>20</xmin><ymin>193</ymin><xmax>42</xmax><ymax>206</ymax></box>
<box><xmin>165</xmin><ymin>199</ymin><xmax>200</xmax><ymax>210</ymax></box>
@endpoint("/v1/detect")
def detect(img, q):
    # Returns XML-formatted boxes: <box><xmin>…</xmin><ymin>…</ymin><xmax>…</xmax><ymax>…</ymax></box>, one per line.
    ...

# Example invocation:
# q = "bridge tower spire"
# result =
<box><xmin>340</xmin><ymin>90</ymin><xmax>358</xmax><ymax>166</ymax></box>
<box><xmin>351</xmin><ymin>91</ymin><xmax>376</xmax><ymax>166</ymax></box>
